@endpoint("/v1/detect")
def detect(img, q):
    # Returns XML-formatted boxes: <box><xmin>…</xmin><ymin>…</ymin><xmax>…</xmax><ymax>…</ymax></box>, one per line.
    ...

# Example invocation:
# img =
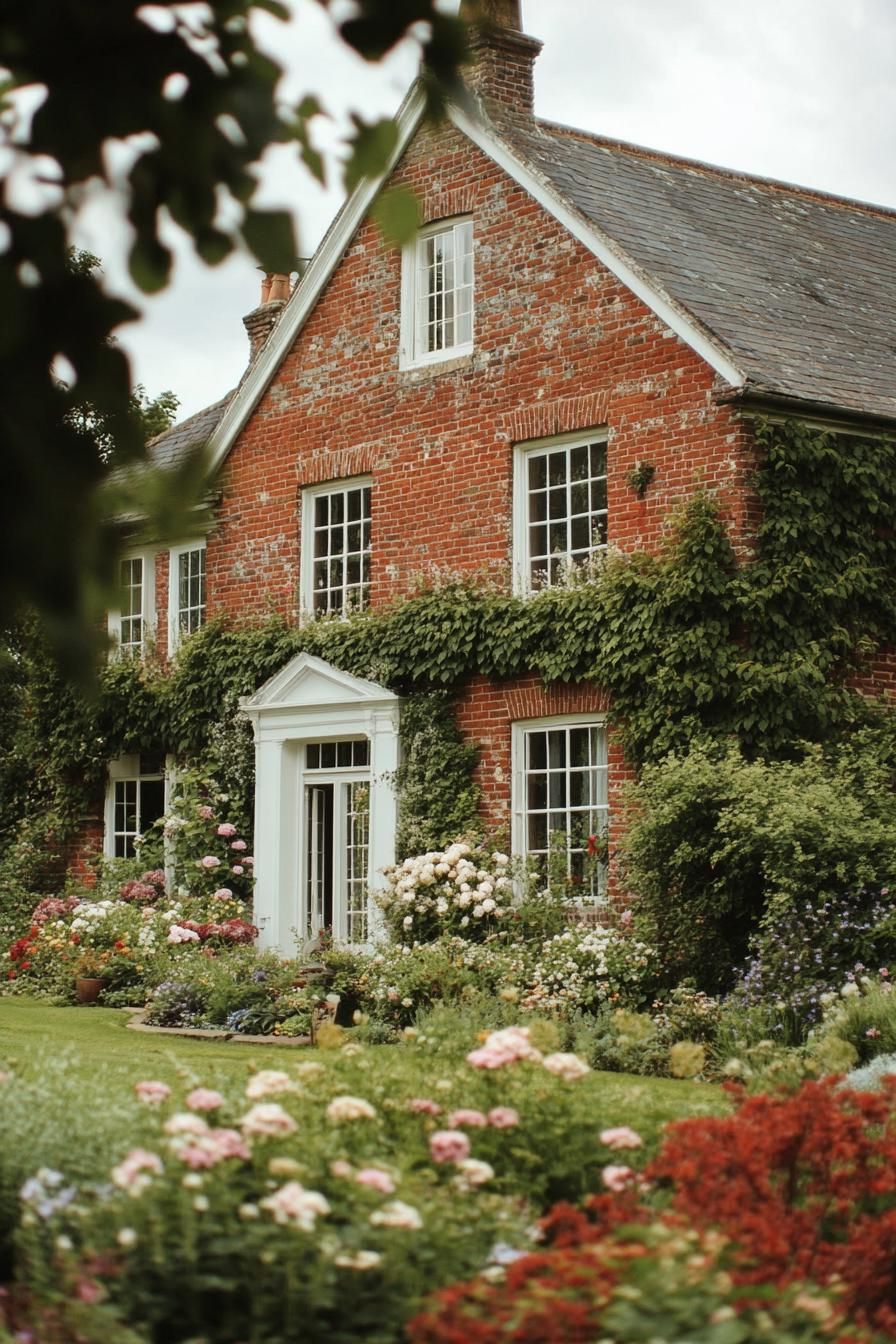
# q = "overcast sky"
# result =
<box><xmin>81</xmin><ymin>0</ymin><xmax>896</xmax><ymax>421</ymax></box>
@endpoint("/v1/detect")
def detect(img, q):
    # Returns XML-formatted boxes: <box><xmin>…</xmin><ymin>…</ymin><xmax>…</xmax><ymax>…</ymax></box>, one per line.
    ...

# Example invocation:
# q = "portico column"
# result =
<box><xmin>252</xmin><ymin>733</ymin><xmax>297</xmax><ymax>953</ymax></box>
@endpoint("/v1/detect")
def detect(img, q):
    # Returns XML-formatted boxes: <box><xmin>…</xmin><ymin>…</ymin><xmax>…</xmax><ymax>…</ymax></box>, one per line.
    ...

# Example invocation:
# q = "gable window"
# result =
<box><xmin>301</xmin><ymin>478</ymin><xmax>372</xmax><ymax>616</ymax></box>
<box><xmin>105</xmin><ymin>753</ymin><xmax>168</xmax><ymax>859</ymax></box>
<box><xmin>512</xmin><ymin>716</ymin><xmax>609</xmax><ymax>904</ymax></box>
<box><xmin>169</xmin><ymin>542</ymin><xmax>207</xmax><ymax>650</ymax></box>
<box><xmin>513</xmin><ymin>433</ymin><xmax>608</xmax><ymax>592</ymax></box>
<box><xmin>109</xmin><ymin>551</ymin><xmax>155</xmax><ymax>655</ymax></box>
<box><xmin>401</xmin><ymin>218</ymin><xmax>474</xmax><ymax>368</ymax></box>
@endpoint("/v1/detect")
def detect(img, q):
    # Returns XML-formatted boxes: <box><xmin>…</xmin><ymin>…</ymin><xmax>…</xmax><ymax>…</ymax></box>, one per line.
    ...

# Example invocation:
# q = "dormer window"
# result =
<box><xmin>400</xmin><ymin>218</ymin><xmax>474</xmax><ymax>368</ymax></box>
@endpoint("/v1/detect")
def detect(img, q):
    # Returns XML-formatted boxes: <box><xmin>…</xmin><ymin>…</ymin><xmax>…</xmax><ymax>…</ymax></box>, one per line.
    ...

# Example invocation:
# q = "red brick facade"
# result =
<box><xmin>130</xmin><ymin>102</ymin><xmax>764</xmax><ymax>868</ymax></box>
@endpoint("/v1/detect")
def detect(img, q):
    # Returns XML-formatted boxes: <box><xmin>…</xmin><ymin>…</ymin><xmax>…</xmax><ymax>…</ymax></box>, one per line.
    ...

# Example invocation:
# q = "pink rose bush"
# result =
<box><xmin>134</xmin><ymin>1080</ymin><xmax>172</xmax><ymax>1106</ymax></box>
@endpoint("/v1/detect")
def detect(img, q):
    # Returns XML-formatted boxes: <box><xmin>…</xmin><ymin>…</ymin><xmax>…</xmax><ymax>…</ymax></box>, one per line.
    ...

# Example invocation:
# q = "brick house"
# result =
<box><xmin>105</xmin><ymin>0</ymin><xmax>896</xmax><ymax>951</ymax></box>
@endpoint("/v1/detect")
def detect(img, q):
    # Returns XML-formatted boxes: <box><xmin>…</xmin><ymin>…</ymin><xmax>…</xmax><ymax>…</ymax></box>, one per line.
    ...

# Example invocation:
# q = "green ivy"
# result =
<box><xmin>7</xmin><ymin>419</ymin><xmax>896</xmax><ymax>868</ymax></box>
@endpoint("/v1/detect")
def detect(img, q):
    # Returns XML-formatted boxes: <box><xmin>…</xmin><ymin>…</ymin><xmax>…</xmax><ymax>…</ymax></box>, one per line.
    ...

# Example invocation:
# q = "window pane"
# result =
<box><xmin>306</xmin><ymin>485</ymin><xmax>372</xmax><ymax>616</ymax></box>
<box><xmin>528</xmin><ymin>454</ymin><xmax>547</xmax><ymax>491</ymax></box>
<box><xmin>140</xmin><ymin>779</ymin><xmax>165</xmax><ymax>833</ymax></box>
<box><xmin>547</xmin><ymin>731</ymin><xmax>566</xmax><ymax>769</ymax></box>
<box><xmin>521</xmin><ymin>722</ymin><xmax>608</xmax><ymax>904</ymax></box>
<box><xmin>523</xmin><ymin>439</ymin><xmax>608</xmax><ymax>590</ymax></box>
<box><xmin>527</xmin><ymin>732</ymin><xmax>547</xmax><ymax>770</ymax></box>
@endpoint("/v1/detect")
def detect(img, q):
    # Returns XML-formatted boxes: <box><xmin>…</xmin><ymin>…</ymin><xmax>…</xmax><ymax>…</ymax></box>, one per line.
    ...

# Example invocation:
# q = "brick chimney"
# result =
<box><xmin>459</xmin><ymin>0</ymin><xmax>542</xmax><ymax>116</ymax></box>
<box><xmin>242</xmin><ymin>272</ymin><xmax>291</xmax><ymax>363</ymax></box>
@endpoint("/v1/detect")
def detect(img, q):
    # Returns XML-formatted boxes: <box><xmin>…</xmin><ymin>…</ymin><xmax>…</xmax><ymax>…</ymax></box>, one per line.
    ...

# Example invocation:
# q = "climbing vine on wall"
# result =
<box><xmin>7</xmin><ymin>418</ymin><xmax>896</xmax><ymax>863</ymax></box>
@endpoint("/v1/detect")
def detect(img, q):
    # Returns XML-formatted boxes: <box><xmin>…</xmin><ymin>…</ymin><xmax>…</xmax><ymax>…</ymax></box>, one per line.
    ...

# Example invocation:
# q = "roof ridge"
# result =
<box><xmin>529</xmin><ymin>115</ymin><xmax>896</xmax><ymax>221</ymax></box>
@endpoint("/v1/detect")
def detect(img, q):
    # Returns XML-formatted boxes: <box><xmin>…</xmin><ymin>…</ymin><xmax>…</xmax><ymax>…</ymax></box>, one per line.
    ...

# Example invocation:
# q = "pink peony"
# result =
<box><xmin>260</xmin><ymin>1181</ymin><xmax>330</xmax><ymax>1231</ymax></box>
<box><xmin>599</xmin><ymin>1126</ymin><xmax>643</xmax><ymax>1150</ymax></box>
<box><xmin>167</xmin><ymin>925</ymin><xmax>200</xmax><ymax>945</ymax></box>
<box><xmin>111</xmin><ymin>1148</ymin><xmax>164</xmax><ymax>1192</ymax></box>
<box><xmin>487</xmin><ymin>1106</ymin><xmax>519</xmax><ymax>1129</ymax></box>
<box><xmin>467</xmin><ymin>1026</ymin><xmax>542</xmax><ymax>1070</ymax></box>
<box><xmin>453</xmin><ymin>1158</ymin><xmax>494</xmax><ymax>1189</ymax></box>
<box><xmin>231</xmin><ymin>839</ymin><xmax>247</xmax><ymax>851</ymax></box>
<box><xmin>369</xmin><ymin>1199</ymin><xmax>423</xmax><ymax>1229</ymax></box>
<box><xmin>542</xmin><ymin>1052</ymin><xmax>590</xmax><ymax>1082</ymax></box>
<box><xmin>198</xmin><ymin>806</ymin><xmax>215</xmax><ymax>820</ymax></box>
<box><xmin>134</xmin><ymin>1080</ymin><xmax>171</xmax><ymax>1106</ymax></box>
<box><xmin>602</xmin><ymin>1164</ymin><xmax>635</xmax><ymax>1193</ymax></box>
<box><xmin>244</xmin><ymin>856</ymin><xmax>255</xmax><ymax>866</ymax></box>
<box><xmin>447</xmin><ymin>1108</ymin><xmax>488</xmax><ymax>1129</ymax></box>
<box><xmin>240</xmin><ymin>1103</ymin><xmax>298</xmax><ymax>1137</ymax></box>
<box><xmin>216</xmin><ymin>823</ymin><xmax>237</xmax><ymax>837</ymax></box>
<box><xmin>406</xmin><ymin>1098</ymin><xmax>442</xmax><ymax>1116</ymax></box>
<box><xmin>213</xmin><ymin>888</ymin><xmax>233</xmax><ymax>900</ymax></box>
<box><xmin>199</xmin><ymin>855</ymin><xmax>220</xmax><ymax>870</ymax></box>
<box><xmin>164</xmin><ymin>1113</ymin><xmax>209</xmax><ymax>1136</ymax></box>
<box><xmin>173</xmin><ymin>1128</ymin><xmax>249</xmax><ymax>1169</ymax></box>
<box><xmin>232</xmin><ymin>865</ymin><xmax>245</xmax><ymax>875</ymax></box>
<box><xmin>245</xmin><ymin>1070</ymin><xmax>295</xmax><ymax>1101</ymax></box>
<box><xmin>429</xmin><ymin>1130</ymin><xmax>471</xmax><ymax>1164</ymax></box>
<box><xmin>355</xmin><ymin>1167</ymin><xmax>396</xmax><ymax>1194</ymax></box>
<box><xmin>326</xmin><ymin>1095</ymin><xmax>376</xmax><ymax>1123</ymax></box>
<box><xmin>186</xmin><ymin>1088</ymin><xmax>225</xmax><ymax>1112</ymax></box>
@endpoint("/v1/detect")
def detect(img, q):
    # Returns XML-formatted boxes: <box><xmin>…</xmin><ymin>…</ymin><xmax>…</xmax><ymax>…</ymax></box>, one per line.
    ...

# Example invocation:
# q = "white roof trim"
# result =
<box><xmin>449</xmin><ymin>105</ymin><xmax>746</xmax><ymax>389</ymax></box>
<box><xmin>207</xmin><ymin>87</ymin><xmax>745</xmax><ymax>474</ymax></box>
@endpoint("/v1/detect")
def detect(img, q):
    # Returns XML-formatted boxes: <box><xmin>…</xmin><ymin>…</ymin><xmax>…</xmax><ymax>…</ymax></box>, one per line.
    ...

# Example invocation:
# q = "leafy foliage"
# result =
<box><xmin>1</xmin><ymin>0</ymin><xmax>472</xmax><ymax>666</ymax></box>
<box><xmin>411</xmin><ymin>1077</ymin><xmax>896</xmax><ymax>1342</ymax></box>
<box><xmin>622</xmin><ymin>738</ymin><xmax>896</xmax><ymax>992</ymax></box>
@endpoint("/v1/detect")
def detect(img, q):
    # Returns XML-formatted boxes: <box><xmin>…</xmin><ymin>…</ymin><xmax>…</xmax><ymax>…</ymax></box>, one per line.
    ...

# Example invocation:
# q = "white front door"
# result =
<box><xmin>302</xmin><ymin>740</ymin><xmax>371</xmax><ymax>945</ymax></box>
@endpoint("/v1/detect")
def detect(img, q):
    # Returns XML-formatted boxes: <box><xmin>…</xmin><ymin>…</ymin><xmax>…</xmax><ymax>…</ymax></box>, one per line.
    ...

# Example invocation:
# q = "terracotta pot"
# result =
<box><xmin>75</xmin><ymin>976</ymin><xmax>106</xmax><ymax>1004</ymax></box>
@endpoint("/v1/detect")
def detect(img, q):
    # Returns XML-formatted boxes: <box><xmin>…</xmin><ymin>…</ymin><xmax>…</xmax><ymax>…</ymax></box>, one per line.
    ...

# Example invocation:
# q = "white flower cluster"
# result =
<box><xmin>378</xmin><ymin>844</ymin><xmax>513</xmax><ymax>938</ymax></box>
<box><xmin>519</xmin><ymin>926</ymin><xmax>656</xmax><ymax>1013</ymax></box>
<box><xmin>69</xmin><ymin>900</ymin><xmax>117</xmax><ymax>932</ymax></box>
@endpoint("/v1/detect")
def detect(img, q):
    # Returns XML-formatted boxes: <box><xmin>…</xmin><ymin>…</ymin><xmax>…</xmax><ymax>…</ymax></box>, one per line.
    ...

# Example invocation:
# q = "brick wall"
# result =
<box><xmin>139</xmin><ymin>116</ymin><xmax>761</xmax><ymax>854</ymax></box>
<box><xmin>207</xmin><ymin>120</ymin><xmax>756</xmax><ymax>628</ymax></box>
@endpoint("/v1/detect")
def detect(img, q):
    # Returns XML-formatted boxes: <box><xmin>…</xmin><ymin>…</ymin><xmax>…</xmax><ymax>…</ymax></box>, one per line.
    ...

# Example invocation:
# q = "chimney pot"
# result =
<box><xmin>243</xmin><ymin>272</ymin><xmax>293</xmax><ymax>363</ymax></box>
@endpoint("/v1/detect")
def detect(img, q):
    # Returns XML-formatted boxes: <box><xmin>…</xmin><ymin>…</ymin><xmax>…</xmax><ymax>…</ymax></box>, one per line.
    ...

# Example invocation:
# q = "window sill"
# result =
<box><xmin>397</xmin><ymin>350</ymin><xmax>475</xmax><ymax>379</ymax></box>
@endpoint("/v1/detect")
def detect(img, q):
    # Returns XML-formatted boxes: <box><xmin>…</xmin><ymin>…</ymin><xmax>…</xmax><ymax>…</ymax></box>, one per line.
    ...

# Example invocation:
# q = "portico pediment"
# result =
<box><xmin>240</xmin><ymin>652</ymin><xmax>398</xmax><ymax>718</ymax></box>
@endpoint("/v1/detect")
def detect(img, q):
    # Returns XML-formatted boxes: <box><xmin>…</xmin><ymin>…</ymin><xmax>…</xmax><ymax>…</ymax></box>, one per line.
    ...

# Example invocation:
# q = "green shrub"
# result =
<box><xmin>733</xmin><ymin>884</ymin><xmax>896</xmax><ymax>1036</ymax></box>
<box><xmin>622</xmin><ymin>740</ymin><xmax>896</xmax><ymax>991</ymax></box>
<box><xmin>812</xmin><ymin>976</ymin><xmax>896</xmax><ymax>1065</ymax></box>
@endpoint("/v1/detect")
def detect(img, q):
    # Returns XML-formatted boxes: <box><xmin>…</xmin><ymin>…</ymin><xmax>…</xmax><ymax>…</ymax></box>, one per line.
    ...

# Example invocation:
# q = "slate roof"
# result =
<box><xmin>495</xmin><ymin>113</ymin><xmax>896</xmax><ymax>422</ymax></box>
<box><xmin>146</xmin><ymin>390</ymin><xmax>234</xmax><ymax>470</ymax></box>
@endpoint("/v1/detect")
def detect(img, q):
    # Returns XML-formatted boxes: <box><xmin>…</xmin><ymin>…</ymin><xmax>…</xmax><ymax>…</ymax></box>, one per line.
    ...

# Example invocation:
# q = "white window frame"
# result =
<box><xmin>399</xmin><ymin>217</ymin><xmax>474</xmax><ymax>370</ymax></box>
<box><xmin>108</xmin><ymin>549</ymin><xmax>156</xmax><ymax>656</ymax></box>
<box><xmin>511</xmin><ymin>714</ymin><xmax>609</xmax><ymax>905</ymax></box>
<box><xmin>300</xmin><ymin>476</ymin><xmax>372</xmax><ymax>619</ymax></box>
<box><xmin>512</xmin><ymin>430</ymin><xmax>609</xmax><ymax>596</ymax></box>
<box><xmin>168</xmin><ymin>540</ymin><xmax>207</xmax><ymax>652</ymax></box>
<box><xmin>104</xmin><ymin>753</ymin><xmax>172</xmax><ymax>860</ymax></box>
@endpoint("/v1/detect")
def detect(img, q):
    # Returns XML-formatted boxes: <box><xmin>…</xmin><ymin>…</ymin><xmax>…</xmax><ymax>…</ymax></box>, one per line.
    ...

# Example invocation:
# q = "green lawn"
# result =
<box><xmin>0</xmin><ymin>995</ymin><xmax>726</xmax><ymax>1244</ymax></box>
<box><xmin>0</xmin><ymin>995</ymin><xmax>723</xmax><ymax>1123</ymax></box>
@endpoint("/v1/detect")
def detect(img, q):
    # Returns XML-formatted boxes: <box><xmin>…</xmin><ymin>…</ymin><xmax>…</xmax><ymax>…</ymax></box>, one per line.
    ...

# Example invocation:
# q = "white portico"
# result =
<box><xmin>240</xmin><ymin>653</ymin><xmax>400</xmax><ymax>953</ymax></box>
